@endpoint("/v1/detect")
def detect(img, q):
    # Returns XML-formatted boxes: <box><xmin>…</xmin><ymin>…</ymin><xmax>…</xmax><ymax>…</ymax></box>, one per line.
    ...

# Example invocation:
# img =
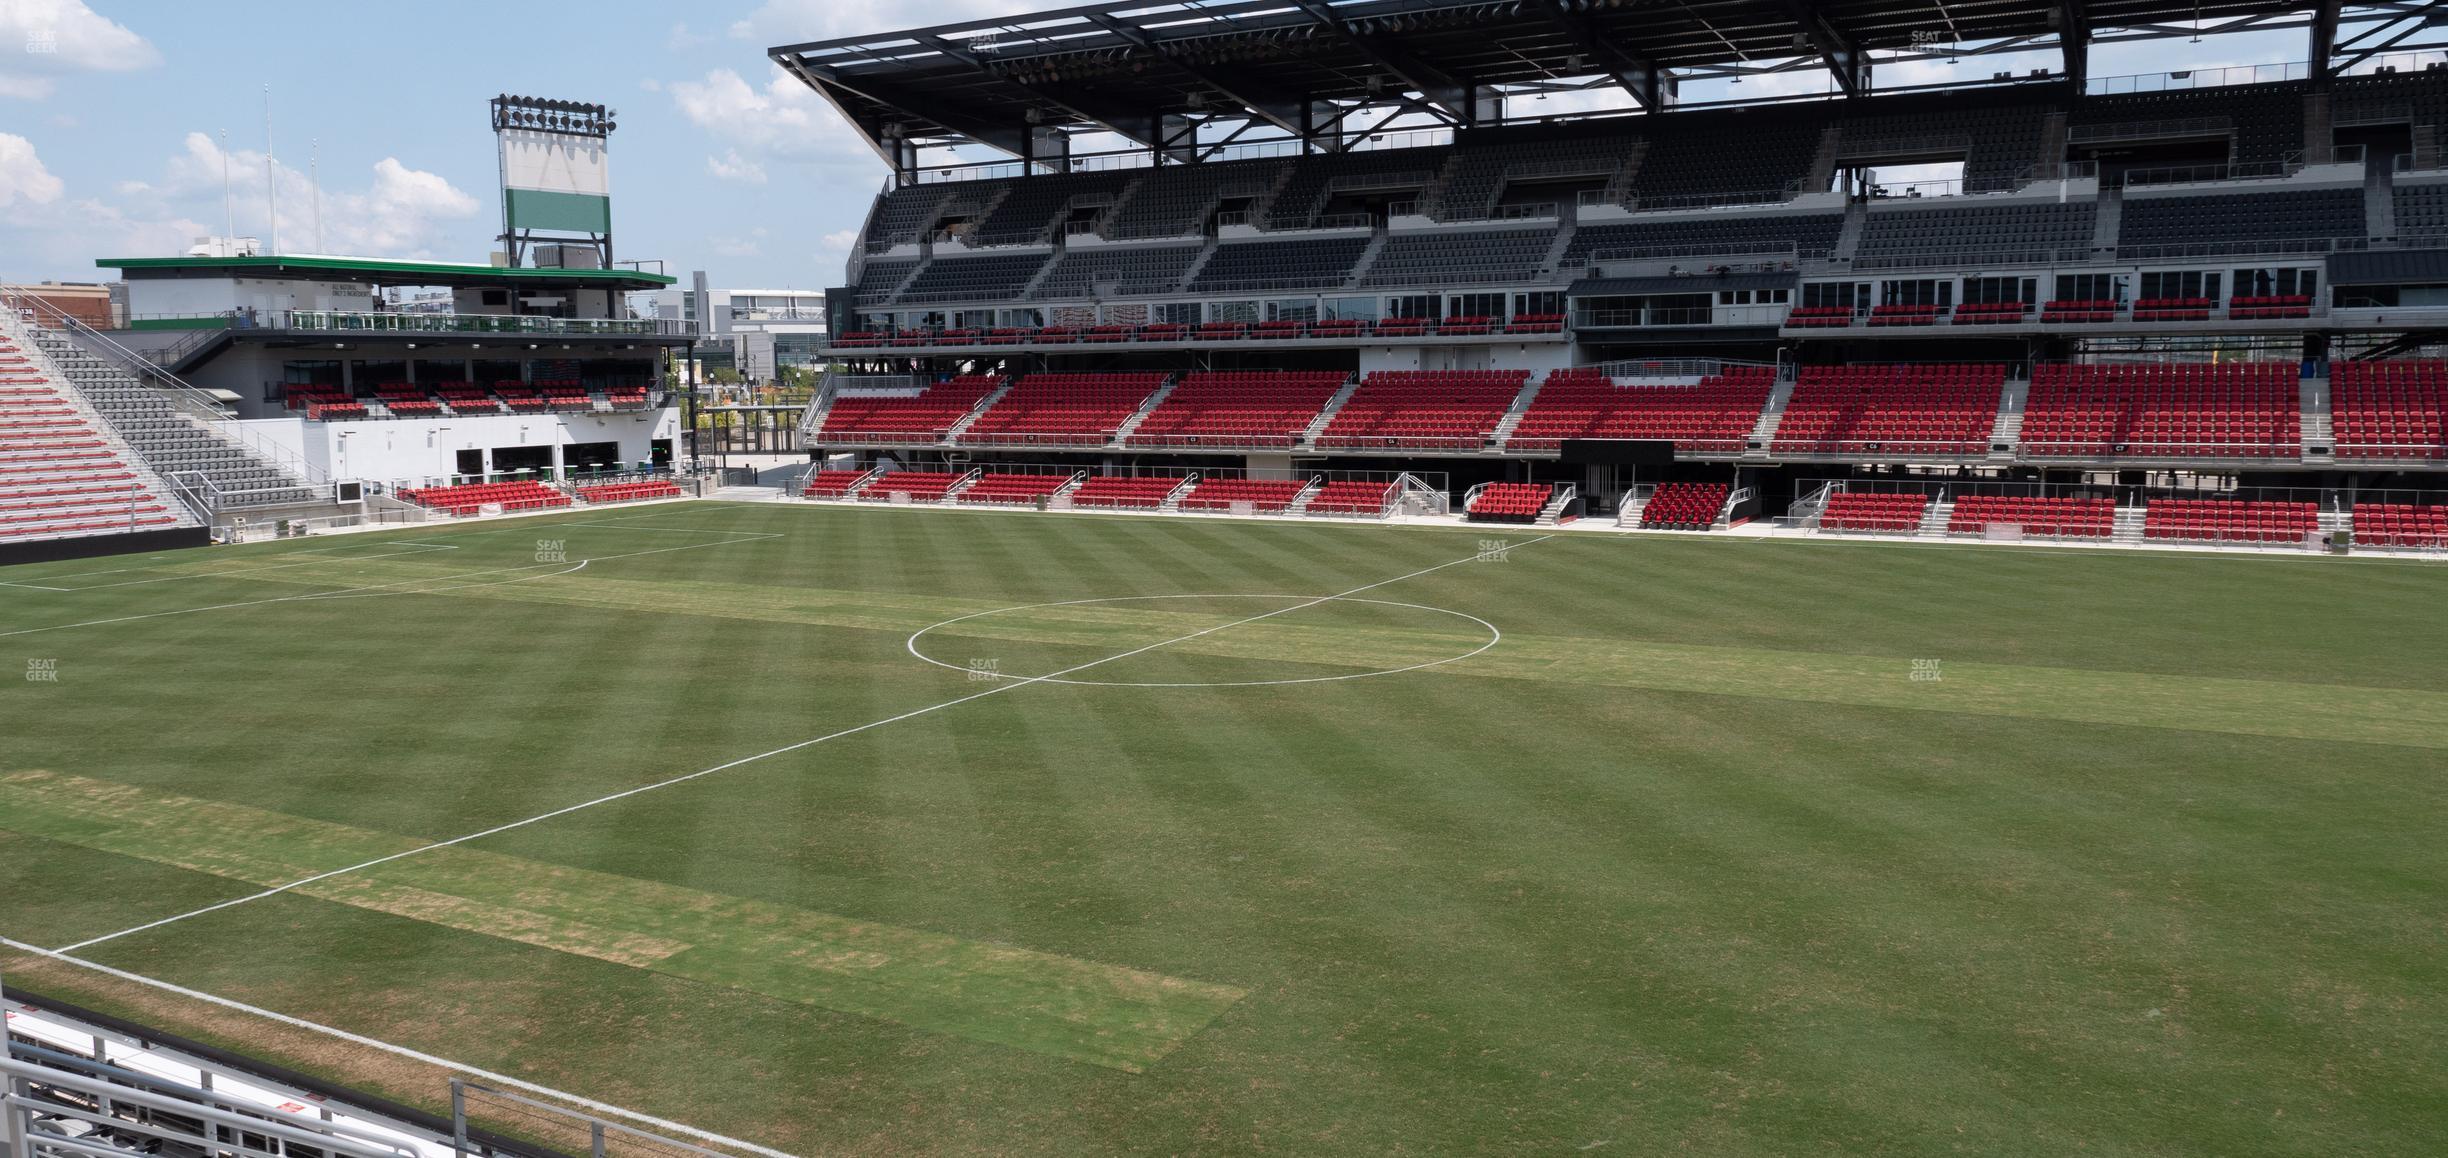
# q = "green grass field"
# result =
<box><xmin>2</xmin><ymin>501</ymin><xmax>2444</xmax><ymax>1155</ymax></box>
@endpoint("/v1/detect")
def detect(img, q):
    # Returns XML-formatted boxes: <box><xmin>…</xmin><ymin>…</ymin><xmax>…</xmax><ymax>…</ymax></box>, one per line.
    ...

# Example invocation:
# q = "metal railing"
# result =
<box><xmin>3</xmin><ymin>285</ymin><xmax>335</xmax><ymax>490</ymax></box>
<box><xmin>1625</xmin><ymin>182</ymin><xmax>1806</xmax><ymax>213</ymax></box>
<box><xmin>2066</xmin><ymin>115</ymin><xmax>2232</xmax><ymax>144</ymax></box>
<box><xmin>281</xmin><ymin>309</ymin><xmax>691</xmax><ymax>336</ymax></box>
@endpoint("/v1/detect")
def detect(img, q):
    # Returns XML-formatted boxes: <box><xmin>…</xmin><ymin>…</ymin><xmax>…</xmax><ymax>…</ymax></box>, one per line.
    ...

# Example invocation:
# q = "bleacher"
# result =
<box><xmin>1314</xmin><ymin>369</ymin><xmax>1528</xmax><ymax>450</ymax></box>
<box><xmin>958</xmin><ymin>372</ymin><xmax>1168</xmax><ymax>446</ymax></box>
<box><xmin>1563</xmin><ymin>214</ymin><xmax>1844</xmax><ymax>269</ymax></box>
<box><xmin>2072</xmin><ymin>82</ymin><xmax>2307</xmax><ymax>168</ymax></box>
<box><xmin>802</xmin><ymin>469</ymin><xmax>873</xmax><ymax>499</ymax></box>
<box><xmin>2117</xmin><ymin>188</ymin><xmax>2365</xmax><ymax>255</ymax></box>
<box><xmin>1032</xmin><ymin>243</ymin><xmax>1204</xmax><ymax>298</ymax></box>
<box><xmin>1179</xmin><ymin>477</ymin><xmax>1308</xmax><ymax>513</ymax></box>
<box><xmin>858</xmin><ymin>471</ymin><xmax>966</xmax><ymax>502</ymax></box>
<box><xmin>1637</xmin><ymin>481</ymin><xmax>1728</xmax><ymax>530</ymax></box>
<box><xmin>397</xmin><ymin>480</ymin><xmax>570</xmax><ymax>516</ymax></box>
<box><xmin>1071</xmin><ymin>475</ymin><xmax>1184</xmax><ymax>509</ymax></box>
<box><xmin>2352</xmin><ymin>502</ymin><xmax>2448</xmax><ymax>548</ymax></box>
<box><xmin>1771</xmin><ymin>364</ymin><xmax>2006</xmax><ymax>456</ymax></box>
<box><xmin>1946</xmin><ymin>495</ymin><xmax>2116</xmax><ymax>538</ymax></box>
<box><xmin>1189</xmin><ymin>236</ymin><xmax>1373</xmax><ymax>292</ymax></box>
<box><xmin>895</xmin><ymin>252</ymin><xmax>1053</xmax><ymax>304</ymax></box>
<box><xmin>1854</xmin><ymin>201</ymin><xmax>2096</xmax><ymax>266</ymax></box>
<box><xmin>1627</xmin><ymin>110</ymin><xmax>1821</xmax><ymax>205</ymax></box>
<box><xmin>1818</xmin><ymin>491</ymin><xmax>1930</xmax><ymax>531</ymax></box>
<box><xmin>1303</xmin><ymin>478</ymin><xmax>1396</xmax><ymax>516</ymax></box>
<box><xmin>576</xmin><ymin>479</ymin><xmax>684</xmax><ymax>504</ymax></box>
<box><xmin>1126</xmin><ymin>371</ymin><xmax>1346</xmax><ymax>449</ymax></box>
<box><xmin>1105</xmin><ymin>161</ymin><xmax>1282</xmax><ymax>239</ymax></box>
<box><xmin>1265</xmin><ymin>149</ymin><xmax>1448</xmax><ymax>230</ymax></box>
<box><xmin>0</xmin><ymin>334</ymin><xmax>188</xmax><ymax>542</ymax></box>
<box><xmin>955</xmin><ymin>472</ymin><xmax>1073</xmax><ymax>505</ymax></box>
<box><xmin>818</xmin><ymin>376</ymin><xmax>1002</xmax><ymax>442</ymax></box>
<box><xmin>2143</xmin><ymin>498</ymin><xmax>2319</xmax><ymax>543</ymax></box>
<box><xmin>973</xmin><ymin>171</ymin><xmax>1136</xmax><ymax>246</ymax></box>
<box><xmin>1465</xmin><ymin>482</ymin><xmax>1551</xmax><ymax>523</ymax></box>
<box><xmin>2023</xmin><ymin>362</ymin><xmax>2301</xmax><ymax>458</ymax></box>
<box><xmin>1361</xmin><ymin>227</ymin><xmax>1556</xmax><ymax>287</ymax></box>
<box><xmin>1507</xmin><ymin>367</ymin><xmax>1773</xmax><ymax>453</ymax></box>
<box><xmin>2330</xmin><ymin>360</ymin><xmax>2448</xmax><ymax>460</ymax></box>
<box><xmin>2391</xmin><ymin>181</ymin><xmax>2448</xmax><ymax>240</ymax></box>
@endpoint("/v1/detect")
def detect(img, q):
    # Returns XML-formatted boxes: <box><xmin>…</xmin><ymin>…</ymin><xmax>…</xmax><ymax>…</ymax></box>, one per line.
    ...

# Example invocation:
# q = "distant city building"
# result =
<box><xmin>654</xmin><ymin>287</ymin><xmax>828</xmax><ymax>381</ymax></box>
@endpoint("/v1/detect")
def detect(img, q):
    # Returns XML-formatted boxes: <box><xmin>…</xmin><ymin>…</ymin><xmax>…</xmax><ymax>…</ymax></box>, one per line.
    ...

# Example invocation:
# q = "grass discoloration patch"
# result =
<box><xmin>0</xmin><ymin>771</ymin><xmax>1244</xmax><ymax>1071</ymax></box>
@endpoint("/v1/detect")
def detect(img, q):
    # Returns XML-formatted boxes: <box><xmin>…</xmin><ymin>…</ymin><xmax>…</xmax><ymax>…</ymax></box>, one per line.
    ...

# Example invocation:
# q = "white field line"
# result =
<box><xmin>0</xmin><ymin>533</ymin><xmax>778</xmax><ymax>641</ymax></box>
<box><xmin>51</xmin><ymin>533</ymin><xmax>1552</xmax><ymax>956</ymax></box>
<box><xmin>0</xmin><ymin>936</ymin><xmax>801</xmax><ymax>1158</ymax></box>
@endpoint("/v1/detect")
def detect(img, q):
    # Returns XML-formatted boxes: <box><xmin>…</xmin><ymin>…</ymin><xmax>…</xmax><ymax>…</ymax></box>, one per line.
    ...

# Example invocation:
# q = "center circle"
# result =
<box><xmin>905</xmin><ymin>594</ymin><xmax>1502</xmax><ymax>689</ymax></box>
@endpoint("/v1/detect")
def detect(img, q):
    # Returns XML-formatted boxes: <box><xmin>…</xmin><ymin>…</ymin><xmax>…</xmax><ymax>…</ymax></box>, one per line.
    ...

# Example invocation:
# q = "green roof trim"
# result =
<box><xmin>96</xmin><ymin>254</ymin><xmax>676</xmax><ymax>287</ymax></box>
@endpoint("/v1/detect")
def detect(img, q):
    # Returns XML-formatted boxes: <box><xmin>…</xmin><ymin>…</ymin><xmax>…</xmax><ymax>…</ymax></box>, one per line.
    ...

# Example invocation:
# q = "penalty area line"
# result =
<box><xmin>52</xmin><ymin>533</ymin><xmax>1552</xmax><ymax>957</ymax></box>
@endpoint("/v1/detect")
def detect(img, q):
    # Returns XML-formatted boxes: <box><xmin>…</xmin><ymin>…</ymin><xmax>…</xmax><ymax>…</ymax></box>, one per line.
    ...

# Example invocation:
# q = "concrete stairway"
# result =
<box><xmin>942</xmin><ymin>379</ymin><xmax>1017</xmax><ymax>442</ymax></box>
<box><xmin>2301</xmin><ymin>377</ymin><xmax>2335</xmax><ymax>461</ymax></box>
<box><xmin>1988</xmin><ymin>377</ymin><xmax>2028</xmax><ymax>459</ymax></box>
<box><xmin>1916</xmin><ymin>500</ymin><xmax>1954</xmax><ymax>537</ymax></box>
<box><xmin>1488</xmin><ymin>374</ymin><xmax>1547</xmax><ymax>447</ymax></box>
<box><xmin>1283</xmin><ymin>478</ymin><xmax>1327</xmax><ymax>515</ymax></box>
<box><xmin>1743</xmin><ymin>376</ymin><xmax>1798</xmax><ymax>456</ymax></box>
<box><xmin>2092</xmin><ymin>185</ymin><xmax>2124</xmax><ymax>251</ymax></box>
<box><xmin>1110</xmin><ymin>375</ymin><xmax>1180</xmax><ymax>444</ymax></box>
<box><xmin>2365</xmin><ymin>160</ymin><xmax>2396</xmax><ymax>241</ymax></box>
<box><xmin>1297</xmin><ymin>375</ymin><xmax>1365</xmax><ymax>449</ymax></box>
<box><xmin>1341</xmin><ymin>229</ymin><xmax>1392</xmax><ymax>289</ymax></box>
<box><xmin>1534</xmin><ymin>485</ymin><xmax>1575</xmax><ymax>526</ymax></box>
<box><xmin>2111</xmin><ymin>505</ymin><xmax>2147</xmax><ymax>544</ymax></box>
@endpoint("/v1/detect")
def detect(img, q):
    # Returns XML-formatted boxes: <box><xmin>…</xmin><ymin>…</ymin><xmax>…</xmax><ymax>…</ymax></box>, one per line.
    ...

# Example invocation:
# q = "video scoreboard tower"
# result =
<box><xmin>490</xmin><ymin>95</ymin><xmax>616</xmax><ymax>268</ymax></box>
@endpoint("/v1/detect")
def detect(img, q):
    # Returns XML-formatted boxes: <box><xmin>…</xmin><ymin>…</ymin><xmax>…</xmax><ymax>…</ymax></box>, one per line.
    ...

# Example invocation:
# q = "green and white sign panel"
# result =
<box><xmin>500</xmin><ymin>128</ymin><xmax>610</xmax><ymax>233</ymax></box>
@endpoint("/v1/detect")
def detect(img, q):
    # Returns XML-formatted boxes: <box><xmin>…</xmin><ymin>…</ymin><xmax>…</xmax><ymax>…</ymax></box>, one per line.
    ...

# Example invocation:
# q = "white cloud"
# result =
<box><xmin>818</xmin><ymin>229</ymin><xmax>858</xmax><ymax>252</ymax></box>
<box><xmin>0</xmin><ymin>0</ymin><xmax>160</xmax><ymax>101</ymax></box>
<box><xmin>709</xmin><ymin>227</ymin><xmax>771</xmax><ymax>258</ymax></box>
<box><xmin>118</xmin><ymin>132</ymin><xmax>478</xmax><ymax>257</ymax></box>
<box><xmin>707</xmin><ymin>148</ymin><xmax>767</xmax><ymax>184</ymax></box>
<box><xmin>725</xmin><ymin>0</ymin><xmax>1026</xmax><ymax>44</ymax></box>
<box><xmin>0</xmin><ymin>133</ymin><xmax>65</xmax><ymax>206</ymax></box>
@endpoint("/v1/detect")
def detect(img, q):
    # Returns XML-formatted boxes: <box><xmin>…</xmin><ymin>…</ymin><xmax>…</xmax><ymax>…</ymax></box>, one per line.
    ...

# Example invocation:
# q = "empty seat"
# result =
<box><xmin>1509</xmin><ymin>367</ymin><xmax>1773</xmax><ymax>453</ymax></box>
<box><xmin>1465</xmin><ymin>482</ymin><xmax>1551</xmax><ymax>523</ymax></box>
<box><xmin>1946</xmin><ymin>495</ymin><xmax>2116</xmax><ymax>538</ymax></box>
<box><xmin>2143</xmin><ymin>498</ymin><xmax>2319</xmax><ymax>543</ymax></box>
<box><xmin>2023</xmin><ymin>362</ymin><xmax>2300</xmax><ymax>458</ymax></box>
<box><xmin>1316</xmin><ymin>370</ymin><xmax>1528</xmax><ymax>450</ymax></box>
<box><xmin>1771</xmin><ymin>364</ymin><xmax>2006</xmax><ymax>456</ymax></box>
<box><xmin>1126</xmin><ymin>371</ymin><xmax>1347</xmax><ymax>449</ymax></box>
<box><xmin>1818</xmin><ymin>492</ymin><xmax>1931</xmax><ymax>532</ymax></box>
<box><xmin>1638</xmin><ymin>481</ymin><xmax>1730</xmax><ymax>529</ymax></box>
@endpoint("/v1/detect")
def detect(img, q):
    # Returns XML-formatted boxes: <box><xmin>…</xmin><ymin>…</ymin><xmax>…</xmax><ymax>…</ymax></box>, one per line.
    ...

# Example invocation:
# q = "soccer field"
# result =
<box><xmin>3</xmin><ymin>501</ymin><xmax>2444</xmax><ymax>1156</ymax></box>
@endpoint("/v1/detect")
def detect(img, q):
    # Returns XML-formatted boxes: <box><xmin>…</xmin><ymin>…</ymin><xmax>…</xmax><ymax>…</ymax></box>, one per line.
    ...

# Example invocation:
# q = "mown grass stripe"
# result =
<box><xmin>0</xmin><ymin>771</ymin><xmax>1245</xmax><ymax>1071</ymax></box>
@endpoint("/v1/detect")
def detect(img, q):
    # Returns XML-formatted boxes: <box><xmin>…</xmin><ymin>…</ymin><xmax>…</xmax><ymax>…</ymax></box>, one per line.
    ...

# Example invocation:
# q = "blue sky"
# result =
<box><xmin>0</xmin><ymin>0</ymin><xmax>2350</xmax><ymax>293</ymax></box>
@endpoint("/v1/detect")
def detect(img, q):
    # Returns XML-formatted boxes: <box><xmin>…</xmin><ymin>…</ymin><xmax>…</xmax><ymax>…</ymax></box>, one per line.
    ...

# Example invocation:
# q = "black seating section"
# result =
<box><xmin>1190</xmin><ymin>236</ymin><xmax>1372</xmax><ymax>292</ymax></box>
<box><xmin>973</xmin><ymin>171</ymin><xmax>1136</xmax><ymax>246</ymax></box>
<box><xmin>895</xmin><ymin>252</ymin><xmax>1052</xmax><ymax>304</ymax></box>
<box><xmin>2395</xmin><ymin>181</ymin><xmax>2448</xmax><ymax>239</ymax></box>
<box><xmin>1265</xmin><ymin>148</ymin><xmax>1448</xmax><ymax>230</ymax></box>
<box><xmin>867</xmin><ymin>185</ymin><xmax>952</xmax><ymax>251</ymax></box>
<box><xmin>1630</xmin><ymin>108</ymin><xmax>1821</xmax><ymax>206</ymax></box>
<box><xmin>854</xmin><ymin>258</ymin><xmax>917</xmax><ymax>302</ymax></box>
<box><xmin>2073</xmin><ymin>83</ymin><xmax>2307</xmax><ymax>168</ymax></box>
<box><xmin>2118</xmin><ymin>188</ymin><xmax>2365</xmax><ymax>254</ymax></box>
<box><xmin>1431</xmin><ymin>134</ymin><xmax>1631</xmax><ymax>220</ymax></box>
<box><xmin>1855</xmin><ymin>201</ymin><xmax>2095</xmax><ymax>267</ymax></box>
<box><xmin>1033</xmin><ymin>244</ymin><xmax>1205</xmax><ymax>299</ymax></box>
<box><xmin>1361</xmin><ymin>227</ymin><xmax>1555</xmax><ymax>287</ymax></box>
<box><xmin>1564</xmin><ymin>214</ymin><xmax>1843</xmax><ymax>269</ymax></box>
<box><xmin>1835</xmin><ymin>94</ymin><xmax>2050</xmax><ymax>191</ymax></box>
<box><xmin>1105</xmin><ymin>160</ymin><xmax>1284</xmax><ymax>239</ymax></box>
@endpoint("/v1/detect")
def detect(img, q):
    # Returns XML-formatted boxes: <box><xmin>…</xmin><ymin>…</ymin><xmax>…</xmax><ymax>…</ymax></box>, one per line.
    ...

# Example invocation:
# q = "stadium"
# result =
<box><xmin>4</xmin><ymin>1</ymin><xmax>2447</xmax><ymax>1155</ymax></box>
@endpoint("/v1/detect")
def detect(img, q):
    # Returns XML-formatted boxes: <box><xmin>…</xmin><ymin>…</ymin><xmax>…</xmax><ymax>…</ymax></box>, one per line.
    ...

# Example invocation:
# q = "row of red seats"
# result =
<box><xmin>820</xmin><ymin>375</ymin><xmax>1003</xmax><ymax>440</ymax></box>
<box><xmin>1179</xmin><ymin>477</ymin><xmax>1307</xmax><ymax>512</ymax></box>
<box><xmin>1818</xmin><ymin>492</ymin><xmax>1931</xmax><ymax>531</ymax></box>
<box><xmin>1951</xmin><ymin>301</ymin><xmax>2031</xmax><ymax>325</ymax></box>
<box><xmin>1638</xmin><ymin>481</ymin><xmax>1728</xmax><ymax>529</ymax></box>
<box><xmin>396</xmin><ymin>480</ymin><xmax>571</xmax><ymax>516</ymax></box>
<box><xmin>833</xmin><ymin>316</ymin><xmax>1566</xmax><ymax>348</ymax></box>
<box><xmin>0</xmin><ymin>346</ymin><xmax>178</xmax><ymax>541</ymax></box>
<box><xmin>2142</xmin><ymin>499</ymin><xmax>2318</xmax><ymax>543</ymax></box>
<box><xmin>1126</xmin><ymin>370</ymin><xmax>1347</xmax><ymax>449</ymax></box>
<box><xmin>1508</xmin><ymin>367</ymin><xmax>1774</xmax><ymax>453</ymax></box>
<box><xmin>2352</xmin><ymin>503</ymin><xmax>2448</xmax><ymax>547</ymax></box>
<box><xmin>1304</xmin><ymin>479</ymin><xmax>1395</xmax><ymax>514</ymax></box>
<box><xmin>2331</xmin><ymin>360</ymin><xmax>2448</xmax><ymax>459</ymax></box>
<box><xmin>1866</xmin><ymin>304</ymin><xmax>1944</xmax><ymax>327</ymax></box>
<box><xmin>1464</xmin><ymin>482</ymin><xmax>1550</xmax><ymax>523</ymax></box>
<box><xmin>960</xmin><ymin>372</ymin><xmax>1168</xmax><ymax>446</ymax></box>
<box><xmin>1772</xmin><ymin>364</ymin><xmax>2005</xmax><ymax>455</ymax></box>
<box><xmin>1315</xmin><ymin>370</ymin><xmax>1527</xmax><ymax>450</ymax></box>
<box><xmin>1947</xmin><ymin>495</ymin><xmax>2115</xmax><ymax>538</ymax></box>
<box><xmin>802</xmin><ymin>469</ymin><xmax>873</xmax><ymax>498</ymax></box>
<box><xmin>576</xmin><ymin>480</ymin><xmax>684</xmax><ymax>503</ymax></box>
<box><xmin>857</xmin><ymin>471</ymin><xmax>965</xmax><ymax>502</ymax></box>
<box><xmin>956</xmin><ymin>473</ymin><xmax>1073</xmax><ymax>504</ymax></box>
<box><xmin>1071</xmin><ymin>475</ymin><xmax>1183</xmax><ymax>508</ymax></box>
<box><xmin>2024</xmin><ymin>362</ymin><xmax>2300</xmax><ymax>458</ymax></box>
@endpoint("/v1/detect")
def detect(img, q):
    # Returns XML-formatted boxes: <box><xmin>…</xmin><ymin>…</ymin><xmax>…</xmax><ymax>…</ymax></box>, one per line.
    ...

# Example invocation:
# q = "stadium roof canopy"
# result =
<box><xmin>97</xmin><ymin>255</ymin><xmax>677</xmax><ymax>290</ymax></box>
<box><xmin>773</xmin><ymin>0</ymin><xmax>2447</xmax><ymax>177</ymax></box>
